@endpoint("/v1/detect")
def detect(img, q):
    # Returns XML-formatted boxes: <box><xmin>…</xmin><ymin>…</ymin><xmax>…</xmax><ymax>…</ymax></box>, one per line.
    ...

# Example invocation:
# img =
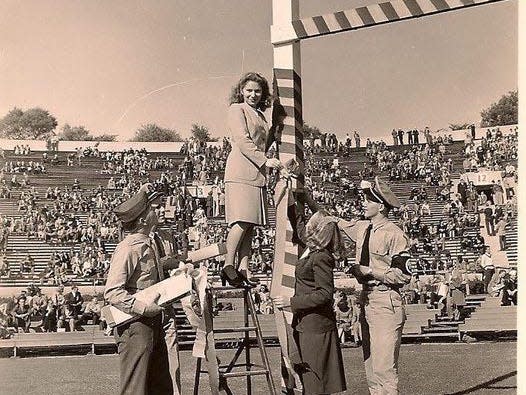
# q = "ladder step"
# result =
<box><xmin>214</xmin><ymin>327</ymin><xmax>257</xmax><ymax>333</ymax></box>
<box><xmin>221</xmin><ymin>370</ymin><xmax>269</xmax><ymax>378</ymax></box>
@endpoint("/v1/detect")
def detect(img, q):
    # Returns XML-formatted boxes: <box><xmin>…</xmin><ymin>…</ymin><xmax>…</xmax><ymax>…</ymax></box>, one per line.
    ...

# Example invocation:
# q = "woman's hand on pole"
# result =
<box><xmin>265</xmin><ymin>158</ymin><xmax>282</xmax><ymax>169</ymax></box>
<box><xmin>272</xmin><ymin>295</ymin><xmax>291</xmax><ymax>309</ymax></box>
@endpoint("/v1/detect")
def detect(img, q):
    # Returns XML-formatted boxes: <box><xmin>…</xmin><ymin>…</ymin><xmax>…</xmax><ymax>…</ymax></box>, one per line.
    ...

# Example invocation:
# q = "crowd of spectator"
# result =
<box><xmin>463</xmin><ymin>127</ymin><xmax>518</xmax><ymax>171</ymax></box>
<box><xmin>0</xmin><ymin>284</ymin><xmax>107</xmax><ymax>336</ymax></box>
<box><xmin>0</xmin><ymin>126</ymin><xmax>518</xmax><ymax>332</ymax></box>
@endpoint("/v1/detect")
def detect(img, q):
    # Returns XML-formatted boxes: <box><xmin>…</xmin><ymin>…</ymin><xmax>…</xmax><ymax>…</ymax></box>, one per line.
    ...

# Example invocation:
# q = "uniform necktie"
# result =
<box><xmin>149</xmin><ymin>236</ymin><xmax>165</xmax><ymax>281</ymax></box>
<box><xmin>360</xmin><ymin>224</ymin><xmax>373</xmax><ymax>266</ymax></box>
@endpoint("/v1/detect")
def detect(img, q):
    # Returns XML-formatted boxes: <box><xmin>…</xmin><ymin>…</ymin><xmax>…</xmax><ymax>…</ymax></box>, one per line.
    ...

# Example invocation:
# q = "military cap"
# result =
<box><xmin>360</xmin><ymin>176</ymin><xmax>400</xmax><ymax>209</ymax></box>
<box><xmin>114</xmin><ymin>184</ymin><xmax>164</xmax><ymax>224</ymax></box>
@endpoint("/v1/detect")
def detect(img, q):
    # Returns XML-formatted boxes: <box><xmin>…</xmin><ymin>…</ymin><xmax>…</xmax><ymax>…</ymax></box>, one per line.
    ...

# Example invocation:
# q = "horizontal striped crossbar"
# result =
<box><xmin>271</xmin><ymin>0</ymin><xmax>508</xmax><ymax>44</ymax></box>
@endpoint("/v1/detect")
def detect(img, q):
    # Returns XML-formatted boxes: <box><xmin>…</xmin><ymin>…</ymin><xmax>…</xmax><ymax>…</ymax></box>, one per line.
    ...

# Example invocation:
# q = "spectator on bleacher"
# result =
<box><xmin>391</xmin><ymin>129</ymin><xmax>398</xmax><ymax>145</ymax></box>
<box><xmin>397</xmin><ymin>129</ymin><xmax>404</xmax><ymax>145</ymax></box>
<box><xmin>436</xmin><ymin>275</ymin><xmax>450</xmax><ymax>316</ymax></box>
<box><xmin>13</xmin><ymin>296</ymin><xmax>31</xmax><ymax>333</ymax></box>
<box><xmin>65</xmin><ymin>285</ymin><xmax>84</xmax><ymax>319</ymax></box>
<box><xmin>494</xmin><ymin>216</ymin><xmax>508</xmax><ymax>251</ymax></box>
<box><xmin>477</xmin><ymin>246</ymin><xmax>495</xmax><ymax>294</ymax></box>
<box><xmin>492</xmin><ymin>180</ymin><xmax>505</xmax><ymax>205</ymax></box>
<box><xmin>500</xmin><ymin>269</ymin><xmax>517</xmax><ymax>306</ymax></box>
<box><xmin>53</xmin><ymin>285</ymin><xmax>66</xmax><ymax>317</ymax></box>
<box><xmin>0</xmin><ymin>252</ymin><xmax>9</xmax><ymax>277</ymax></box>
<box><xmin>354</xmin><ymin>131</ymin><xmax>361</xmax><ymax>148</ymax></box>
<box><xmin>20</xmin><ymin>252</ymin><xmax>34</xmax><ymax>276</ymax></box>
<box><xmin>258</xmin><ymin>284</ymin><xmax>273</xmax><ymax>314</ymax></box>
<box><xmin>335</xmin><ymin>297</ymin><xmax>352</xmax><ymax>344</ymax></box>
<box><xmin>42</xmin><ymin>300</ymin><xmax>57</xmax><ymax>332</ymax></box>
<box><xmin>482</xmin><ymin>201</ymin><xmax>495</xmax><ymax>236</ymax></box>
<box><xmin>29</xmin><ymin>287</ymin><xmax>47</xmax><ymax>320</ymax></box>
<box><xmin>57</xmin><ymin>302</ymin><xmax>77</xmax><ymax>332</ymax></box>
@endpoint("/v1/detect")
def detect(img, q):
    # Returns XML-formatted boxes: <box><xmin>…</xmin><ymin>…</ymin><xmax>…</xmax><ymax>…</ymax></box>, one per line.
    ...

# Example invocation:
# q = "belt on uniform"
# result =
<box><xmin>363</xmin><ymin>283</ymin><xmax>401</xmax><ymax>292</ymax></box>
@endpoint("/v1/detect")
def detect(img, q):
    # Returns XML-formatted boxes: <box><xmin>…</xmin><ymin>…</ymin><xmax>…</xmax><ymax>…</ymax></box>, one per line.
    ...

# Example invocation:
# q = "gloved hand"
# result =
<box><xmin>273</xmin><ymin>295</ymin><xmax>291</xmax><ymax>309</ymax></box>
<box><xmin>265</xmin><ymin>158</ymin><xmax>283</xmax><ymax>169</ymax></box>
<box><xmin>380</xmin><ymin>268</ymin><xmax>411</xmax><ymax>285</ymax></box>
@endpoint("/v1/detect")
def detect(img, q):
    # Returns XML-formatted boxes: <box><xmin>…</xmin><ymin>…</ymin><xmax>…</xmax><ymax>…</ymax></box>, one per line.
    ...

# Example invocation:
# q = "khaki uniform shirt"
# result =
<box><xmin>339</xmin><ymin>216</ymin><xmax>409</xmax><ymax>280</ymax></box>
<box><xmin>104</xmin><ymin>233</ymin><xmax>162</xmax><ymax>316</ymax></box>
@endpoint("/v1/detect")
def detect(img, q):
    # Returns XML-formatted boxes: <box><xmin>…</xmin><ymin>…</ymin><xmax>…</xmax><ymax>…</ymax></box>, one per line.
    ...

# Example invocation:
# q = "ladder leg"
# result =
<box><xmin>244</xmin><ymin>289</ymin><xmax>252</xmax><ymax>395</ymax></box>
<box><xmin>193</xmin><ymin>358</ymin><xmax>201</xmax><ymax>395</ymax></box>
<box><xmin>247</xmin><ymin>289</ymin><xmax>278</xmax><ymax>395</ymax></box>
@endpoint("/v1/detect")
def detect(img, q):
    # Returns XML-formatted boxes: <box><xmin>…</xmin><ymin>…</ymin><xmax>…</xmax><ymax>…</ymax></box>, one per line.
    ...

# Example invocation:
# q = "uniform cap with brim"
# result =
<box><xmin>114</xmin><ymin>188</ymin><xmax>164</xmax><ymax>224</ymax></box>
<box><xmin>361</xmin><ymin>176</ymin><xmax>400</xmax><ymax>209</ymax></box>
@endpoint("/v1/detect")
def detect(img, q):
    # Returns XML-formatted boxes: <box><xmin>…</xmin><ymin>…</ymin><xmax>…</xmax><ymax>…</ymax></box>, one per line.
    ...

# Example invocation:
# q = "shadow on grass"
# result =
<box><xmin>444</xmin><ymin>371</ymin><xmax>517</xmax><ymax>395</ymax></box>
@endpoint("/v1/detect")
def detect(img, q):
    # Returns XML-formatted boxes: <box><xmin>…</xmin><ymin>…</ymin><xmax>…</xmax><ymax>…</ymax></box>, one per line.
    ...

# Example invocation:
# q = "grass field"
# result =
<box><xmin>0</xmin><ymin>342</ymin><xmax>516</xmax><ymax>395</ymax></box>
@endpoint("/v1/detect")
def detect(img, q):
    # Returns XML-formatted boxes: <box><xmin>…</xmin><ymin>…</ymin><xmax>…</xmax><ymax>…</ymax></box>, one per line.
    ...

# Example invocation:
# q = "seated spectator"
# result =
<box><xmin>65</xmin><ymin>285</ymin><xmax>84</xmax><ymax>318</ymax></box>
<box><xmin>29</xmin><ymin>288</ymin><xmax>47</xmax><ymax>320</ymax></box>
<box><xmin>58</xmin><ymin>303</ymin><xmax>78</xmax><ymax>332</ymax></box>
<box><xmin>335</xmin><ymin>298</ymin><xmax>352</xmax><ymax>344</ymax></box>
<box><xmin>81</xmin><ymin>296</ymin><xmax>103</xmax><ymax>328</ymax></box>
<box><xmin>20</xmin><ymin>253</ymin><xmax>35</xmax><ymax>275</ymax></box>
<box><xmin>500</xmin><ymin>270</ymin><xmax>517</xmax><ymax>306</ymax></box>
<box><xmin>42</xmin><ymin>300</ymin><xmax>57</xmax><ymax>332</ymax></box>
<box><xmin>0</xmin><ymin>252</ymin><xmax>10</xmax><ymax>277</ymax></box>
<box><xmin>13</xmin><ymin>296</ymin><xmax>31</xmax><ymax>333</ymax></box>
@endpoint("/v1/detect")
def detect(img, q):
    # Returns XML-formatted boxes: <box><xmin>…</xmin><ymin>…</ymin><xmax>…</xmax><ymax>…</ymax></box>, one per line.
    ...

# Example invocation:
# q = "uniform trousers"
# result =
<box><xmin>360</xmin><ymin>289</ymin><xmax>405</xmax><ymax>395</ymax></box>
<box><xmin>115</xmin><ymin>312</ymin><xmax>178</xmax><ymax>395</ymax></box>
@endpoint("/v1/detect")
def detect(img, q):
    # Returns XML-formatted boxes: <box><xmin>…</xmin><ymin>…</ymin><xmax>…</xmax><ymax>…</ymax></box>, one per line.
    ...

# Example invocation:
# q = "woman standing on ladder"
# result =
<box><xmin>221</xmin><ymin>72</ymin><xmax>284</xmax><ymax>287</ymax></box>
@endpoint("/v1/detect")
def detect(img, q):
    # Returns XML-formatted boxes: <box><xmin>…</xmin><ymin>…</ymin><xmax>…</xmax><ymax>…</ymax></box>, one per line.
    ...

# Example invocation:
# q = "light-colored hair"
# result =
<box><xmin>229</xmin><ymin>72</ymin><xmax>271</xmax><ymax>111</ymax></box>
<box><xmin>305</xmin><ymin>210</ymin><xmax>347</xmax><ymax>259</ymax></box>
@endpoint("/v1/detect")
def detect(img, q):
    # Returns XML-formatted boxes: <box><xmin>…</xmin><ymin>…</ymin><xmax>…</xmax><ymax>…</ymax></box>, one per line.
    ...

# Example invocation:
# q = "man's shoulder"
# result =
<box><xmin>381</xmin><ymin>220</ymin><xmax>406</xmax><ymax>234</ymax></box>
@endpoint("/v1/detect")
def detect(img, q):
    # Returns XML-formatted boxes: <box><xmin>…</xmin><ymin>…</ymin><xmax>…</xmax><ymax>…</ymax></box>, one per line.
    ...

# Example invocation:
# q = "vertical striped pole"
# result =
<box><xmin>271</xmin><ymin>0</ymin><xmax>304</xmax><ymax>393</ymax></box>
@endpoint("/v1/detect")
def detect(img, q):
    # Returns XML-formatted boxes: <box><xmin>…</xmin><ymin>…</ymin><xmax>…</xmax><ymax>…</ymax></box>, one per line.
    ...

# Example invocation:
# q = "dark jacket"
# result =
<box><xmin>291</xmin><ymin>249</ymin><xmax>336</xmax><ymax>333</ymax></box>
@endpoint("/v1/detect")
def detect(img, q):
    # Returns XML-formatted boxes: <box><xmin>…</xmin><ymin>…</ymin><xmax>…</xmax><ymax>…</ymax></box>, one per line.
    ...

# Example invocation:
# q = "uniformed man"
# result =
<box><xmin>104</xmin><ymin>184</ymin><xmax>183</xmax><ymax>395</ymax></box>
<box><xmin>339</xmin><ymin>177</ymin><xmax>410</xmax><ymax>395</ymax></box>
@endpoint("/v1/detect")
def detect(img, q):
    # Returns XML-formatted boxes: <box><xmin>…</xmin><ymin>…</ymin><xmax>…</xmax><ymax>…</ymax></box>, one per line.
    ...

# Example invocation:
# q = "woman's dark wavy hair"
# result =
<box><xmin>229</xmin><ymin>72</ymin><xmax>272</xmax><ymax>111</ymax></box>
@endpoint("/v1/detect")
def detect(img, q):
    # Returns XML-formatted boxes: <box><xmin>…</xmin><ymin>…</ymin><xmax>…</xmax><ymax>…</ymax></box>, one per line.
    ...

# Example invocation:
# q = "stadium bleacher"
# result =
<box><xmin>0</xmin><ymin>135</ymin><xmax>518</xmax><ymax>355</ymax></box>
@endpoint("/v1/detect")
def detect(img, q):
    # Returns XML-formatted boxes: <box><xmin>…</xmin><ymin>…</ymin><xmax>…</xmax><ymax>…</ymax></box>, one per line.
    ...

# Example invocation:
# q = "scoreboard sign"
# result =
<box><xmin>460</xmin><ymin>170</ymin><xmax>502</xmax><ymax>186</ymax></box>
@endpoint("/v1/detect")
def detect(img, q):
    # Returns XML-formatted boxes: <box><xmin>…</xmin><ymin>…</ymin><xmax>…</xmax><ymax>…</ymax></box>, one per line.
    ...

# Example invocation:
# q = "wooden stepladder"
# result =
<box><xmin>193</xmin><ymin>286</ymin><xmax>277</xmax><ymax>395</ymax></box>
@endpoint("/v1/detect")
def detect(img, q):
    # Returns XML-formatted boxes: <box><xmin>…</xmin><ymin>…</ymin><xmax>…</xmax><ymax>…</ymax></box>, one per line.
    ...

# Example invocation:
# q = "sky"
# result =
<box><xmin>0</xmin><ymin>0</ymin><xmax>518</xmax><ymax>141</ymax></box>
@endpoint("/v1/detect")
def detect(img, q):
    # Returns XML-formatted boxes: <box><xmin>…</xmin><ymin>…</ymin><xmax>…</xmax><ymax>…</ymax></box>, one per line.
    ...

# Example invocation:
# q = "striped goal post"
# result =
<box><xmin>270</xmin><ymin>0</ymin><xmax>509</xmax><ymax>392</ymax></box>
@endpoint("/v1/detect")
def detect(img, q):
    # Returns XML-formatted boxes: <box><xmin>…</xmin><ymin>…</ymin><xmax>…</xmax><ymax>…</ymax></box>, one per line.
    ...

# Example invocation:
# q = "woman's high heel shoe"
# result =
<box><xmin>220</xmin><ymin>266</ymin><xmax>245</xmax><ymax>288</ymax></box>
<box><xmin>238</xmin><ymin>269</ymin><xmax>260</xmax><ymax>287</ymax></box>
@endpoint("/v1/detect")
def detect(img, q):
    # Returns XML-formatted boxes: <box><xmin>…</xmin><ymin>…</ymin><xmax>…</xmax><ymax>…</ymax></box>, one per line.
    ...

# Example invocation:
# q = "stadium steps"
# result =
<box><xmin>1</xmin><ymin>236</ymin><xmax>117</xmax><ymax>287</ymax></box>
<box><xmin>0</xmin><ymin>328</ymin><xmax>115</xmax><ymax>357</ymax></box>
<box><xmin>505</xmin><ymin>218</ymin><xmax>517</xmax><ymax>266</ymax></box>
<box><xmin>459</xmin><ymin>297</ymin><xmax>517</xmax><ymax>335</ymax></box>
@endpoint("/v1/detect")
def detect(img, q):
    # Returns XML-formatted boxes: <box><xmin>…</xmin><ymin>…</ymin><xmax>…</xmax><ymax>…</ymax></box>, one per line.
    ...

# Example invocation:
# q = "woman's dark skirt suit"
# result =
<box><xmin>224</xmin><ymin>102</ymin><xmax>271</xmax><ymax>226</ymax></box>
<box><xmin>290</xmin><ymin>248</ymin><xmax>347</xmax><ymax>394</ymax></box>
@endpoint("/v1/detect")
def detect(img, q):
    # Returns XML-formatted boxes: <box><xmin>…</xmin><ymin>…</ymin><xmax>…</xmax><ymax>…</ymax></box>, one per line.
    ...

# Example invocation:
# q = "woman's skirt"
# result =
<box><xmin>295</xmin><ymin>329</ymin><xmax>347</xmax><ymax>394</ymax></box>
<box><xmin>225</xmin><ymin>182</ymin><xmax>268</xmax><ymax>226</ymax></box>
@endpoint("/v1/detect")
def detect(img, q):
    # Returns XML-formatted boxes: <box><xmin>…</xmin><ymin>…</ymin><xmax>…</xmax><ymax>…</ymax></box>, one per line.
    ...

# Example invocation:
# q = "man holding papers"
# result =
<box><xmin>104</xmin><ymin>184</ymin><xmax>180</xmax><ymax>395</ymax></box>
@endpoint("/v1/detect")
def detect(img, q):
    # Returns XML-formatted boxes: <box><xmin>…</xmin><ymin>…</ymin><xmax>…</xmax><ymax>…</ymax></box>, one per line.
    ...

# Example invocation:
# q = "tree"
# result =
<box><xmin>132</xmin><ymin>123</ymin><xmax>183</xmax><ymax>142</ymax></box>
<box><xmin>303</xmin><ymin>122</ymin><xmax>322</xmax><ymax>140</ymax></box>
<box><xmin>190</xmin><ymin>123</ymin><xmax>218</xmax><ymax>142</ymax></box>
<box><xmin>480</xmin><ymin>91</ymin><xmax>518</xmax><ymax>127</ymax></box>
<box><xmin>92</xmin><ymin>134</ymin><xmax>117</xmax><ymax>142</ymax></box>
<box><xmin>0</xmin><ymin>107</ymin><xmax>57</xmax><ymax>139</ymax></box>
<box><xmin>59</xmin><ymin>124</ymin><xmax>91</xmax><ymax>140</ymax></box>
<box><xmin>58</xmin><ymin>124</ymin><xmax>117</xmax><ymax>141</ymax></box>
<box><xmin>448</xmin><ymin>123</ymin><xmax>471</xmax><ymax>131</ymax></box>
